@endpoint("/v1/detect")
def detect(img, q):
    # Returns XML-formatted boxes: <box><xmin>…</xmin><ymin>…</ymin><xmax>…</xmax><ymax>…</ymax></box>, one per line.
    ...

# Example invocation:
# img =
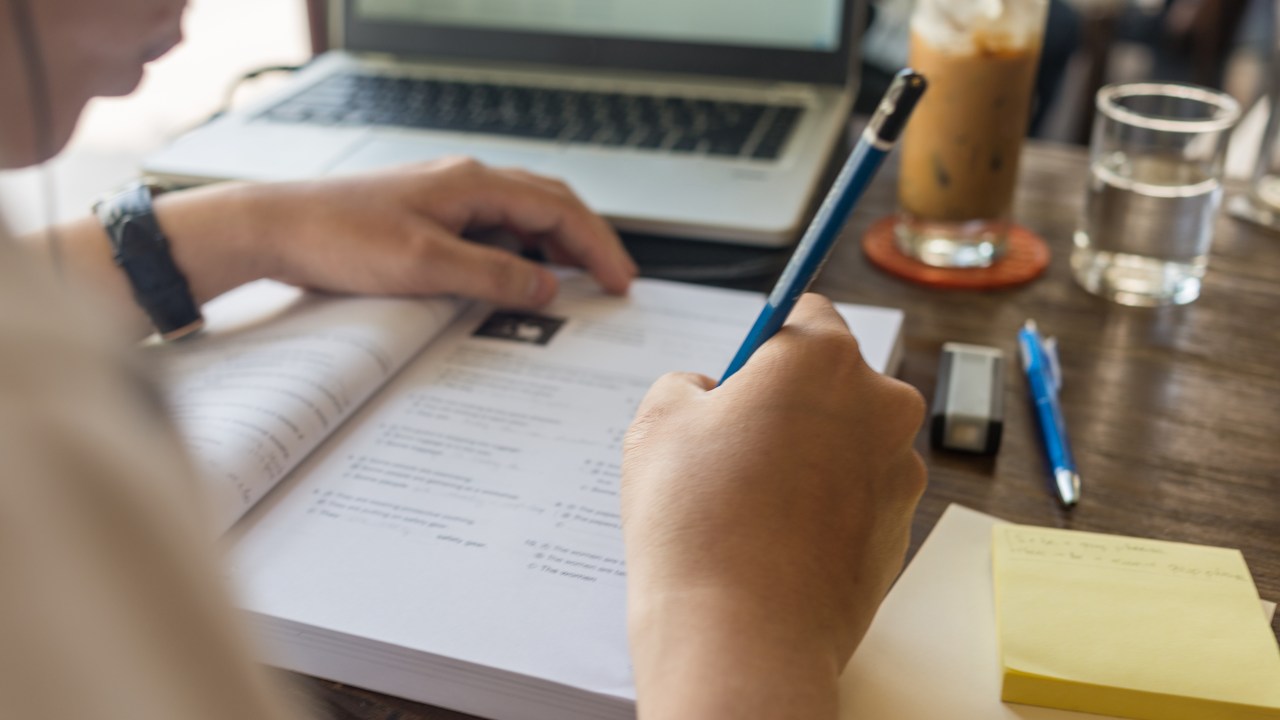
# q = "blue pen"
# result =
<box><xmin>1018</xmin><ymin>320</ymin><xmax>1082</xmax><ymax>508</ymax></box>
<box><xmin>720</xmin><ymin>69</ymin><xmax>927</xmax><ymax>383</ymax></box>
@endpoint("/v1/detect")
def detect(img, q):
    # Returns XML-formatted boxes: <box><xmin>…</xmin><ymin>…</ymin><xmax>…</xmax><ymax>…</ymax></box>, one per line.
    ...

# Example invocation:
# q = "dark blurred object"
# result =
<box><xmin>1073</xmin><ymin>5</ymin><xmax>1122</xmax><ymax>147</ymax></box>
<box><xmin>1067</xmin><ymin>0</ymin><xmax>1260</xmax><ymax>145</ymax></box>
<box><xmin>618</xmin><ymin>233</ymin><xmax>789</xmax><ymax>292</ymax></box>
<box><xmin>307</xmin><ymin>0</ymin><xmax>327</xmax><ymax>55</ymax></box>
<box><xmin>1033</xmin><ymin>0</ymin><xmax>1083</xmax><ymax>134</ymax></box>
<box><xmin>1120</xmin><ymin>0</ymin><xmax>1251</xmax><ymax>88</ymax></box>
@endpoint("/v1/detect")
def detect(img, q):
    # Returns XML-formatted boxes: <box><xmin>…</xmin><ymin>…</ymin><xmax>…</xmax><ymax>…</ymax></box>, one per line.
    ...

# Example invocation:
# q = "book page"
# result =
<box><xmin>229</xmin><ymin>276</ymin><xmax>904</xmax><ymax>698</ymax></box>
<box><xmin>153</xmin><ymin>281</ymin><xmax>465</xmax><ymax>532</ymax></box>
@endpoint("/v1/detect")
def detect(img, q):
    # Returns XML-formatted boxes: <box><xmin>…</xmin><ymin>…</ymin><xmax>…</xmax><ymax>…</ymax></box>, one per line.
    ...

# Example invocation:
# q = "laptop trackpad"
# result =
<box><xmin>325</xmin><ymin>134</ymin><xmax>558</xmax><ymax>176</ymax></box>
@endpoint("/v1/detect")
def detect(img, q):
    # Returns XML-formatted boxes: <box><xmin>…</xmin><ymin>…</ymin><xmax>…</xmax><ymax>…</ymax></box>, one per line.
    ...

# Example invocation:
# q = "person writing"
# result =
<box><xmin>0</xmin><ymin>1</ymin><xmax>926</xmax><ymax>718</ymax></box>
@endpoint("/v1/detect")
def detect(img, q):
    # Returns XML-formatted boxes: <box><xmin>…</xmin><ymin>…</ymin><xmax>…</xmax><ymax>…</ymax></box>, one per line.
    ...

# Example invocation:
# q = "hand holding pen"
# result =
<box><xmin>720</xmin><ymin>69</ymin><xmax>927</xmax><ymax>383</ymax></box>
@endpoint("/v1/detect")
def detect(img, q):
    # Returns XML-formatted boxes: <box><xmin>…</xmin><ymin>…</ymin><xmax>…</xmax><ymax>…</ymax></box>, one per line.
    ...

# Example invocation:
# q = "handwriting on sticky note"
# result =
<box><xmin>993</xmin><ymin>523</ymin><xmax>1280</xmax><ymax>720</ymax></box>
<box><xmin>1000</xmin><ymin>526</ymin><xmax>1251</xmax><ymax>585</ymax></box>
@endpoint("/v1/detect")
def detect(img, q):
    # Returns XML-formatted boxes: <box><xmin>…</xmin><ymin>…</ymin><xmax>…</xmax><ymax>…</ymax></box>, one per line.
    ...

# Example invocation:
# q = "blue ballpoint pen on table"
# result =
<box><xmin>1018</xmin><ymin>320</ymin><xmax>1082</xmax><ymax>508</ymax></box>
<box><xmin>719</xmin><ymin>69</ymin><xmax>927</xmax><ymax>384</ymax></box>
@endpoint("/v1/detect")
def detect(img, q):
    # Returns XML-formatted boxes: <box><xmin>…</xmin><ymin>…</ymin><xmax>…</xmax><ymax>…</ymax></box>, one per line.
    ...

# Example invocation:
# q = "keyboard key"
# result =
<box><xmin>670</xmin><ymin>134</ymin><xmax>703</xmax><ymax>153</ymax></box>
<box><xmin>630</xmin><ymin>127</ymin><xmax>667</xmax><ymax>150</ymax></box>
<box><xmin>264</xmin><ymin>103</ymin><xmax>314</xmax><ymax>123</ymax></box>
<box><xmin>751</xmin><ymin>106</ymin><xmax>803</xmax><ymax>160</ymax></box>
<box><xmin>596</xmin><ymin>127</ymin><xmax>627</xmax><ymax>146</ymax></box>
<box><xmin>566</xmin><ymin>122</ymin><xmax>601</xmax><ymax>143</ymax></box>
<box><xmin>708</xmin><ymin>136</ymin><xmax>748</xmax><ymax>157</ymax></box>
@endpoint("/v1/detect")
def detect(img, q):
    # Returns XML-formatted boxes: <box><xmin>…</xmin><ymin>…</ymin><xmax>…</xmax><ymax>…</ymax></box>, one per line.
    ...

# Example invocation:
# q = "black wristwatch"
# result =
<box><xmin>94</xmin><ymin>181</ymin><xmax>204</xmax><ymax>341</ymax></box>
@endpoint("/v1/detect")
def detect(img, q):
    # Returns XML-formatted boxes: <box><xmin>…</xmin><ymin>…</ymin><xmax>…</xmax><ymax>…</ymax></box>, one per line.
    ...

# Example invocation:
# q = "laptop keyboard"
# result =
<box><xmin>257</xmin><ymin>72</ymin><xmax>806</xmax><ymax>161</ymax></box>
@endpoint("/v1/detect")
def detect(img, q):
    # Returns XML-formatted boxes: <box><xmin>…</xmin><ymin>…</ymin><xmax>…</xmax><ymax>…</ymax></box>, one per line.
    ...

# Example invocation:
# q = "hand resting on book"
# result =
<box><xmin>30</xmin><ymin>156</ymin><xmax>637</xmax><ymax>338</ymax></box>
<box><xmin>224</xmin><ymin>158</ymin><xmax>638</xmax><ymax>304</ymax></box>
<box><xmin>622</xmin><ymin>293</ymin><xmax>928</xmax><ymax>720</ymax></box>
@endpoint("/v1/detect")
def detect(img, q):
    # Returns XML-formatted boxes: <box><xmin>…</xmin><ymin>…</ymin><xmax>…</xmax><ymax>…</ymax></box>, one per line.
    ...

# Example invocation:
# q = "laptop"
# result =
<box><xmin>145</xmin><ymin>0</ymin><xmax>866</xmax><ymax>247</ymax></box>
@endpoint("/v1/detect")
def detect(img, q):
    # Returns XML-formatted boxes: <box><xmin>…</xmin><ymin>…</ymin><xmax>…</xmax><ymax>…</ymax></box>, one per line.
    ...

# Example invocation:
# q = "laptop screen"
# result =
<box><xmin>340</xmin><ymin>0</ymin><xmax>861</xmax><ymax>85</ymax></box>
<box><xmin>354</xmin><ymin>0</ymin><xmax>844</xmax><ymax>52</ymax></box>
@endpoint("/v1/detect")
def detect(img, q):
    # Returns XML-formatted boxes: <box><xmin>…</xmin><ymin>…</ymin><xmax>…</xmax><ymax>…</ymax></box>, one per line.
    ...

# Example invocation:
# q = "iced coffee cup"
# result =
<box><xmin>895</xmin><ymin>0</ymin><xmax>1048</xmax><ymax>268</ymax></box>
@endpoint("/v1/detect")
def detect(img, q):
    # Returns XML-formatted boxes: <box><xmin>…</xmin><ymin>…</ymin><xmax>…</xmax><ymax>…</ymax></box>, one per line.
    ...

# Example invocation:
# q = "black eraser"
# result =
<box><xmin>930</xmin><ymin>343</ymin><xmax>1005</xmax><ymax>455</ymax></box>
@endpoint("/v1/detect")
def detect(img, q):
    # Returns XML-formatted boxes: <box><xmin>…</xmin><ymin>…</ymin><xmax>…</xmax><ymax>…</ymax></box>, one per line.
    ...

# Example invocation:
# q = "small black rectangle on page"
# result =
<box><xmin>472</xmin><ymin>311</ymin><xmax>567</xmax><ymax>346</ymax></box>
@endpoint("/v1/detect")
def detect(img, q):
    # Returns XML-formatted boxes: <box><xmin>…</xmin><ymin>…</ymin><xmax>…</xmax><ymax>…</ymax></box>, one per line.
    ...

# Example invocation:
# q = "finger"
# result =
<box><xmin>851</xmin><ymin>372</ymin><xmax>927</xmax><ymax>444</ymax></box>
<box><xmin>784</xmin><ymin>293</ymin><xmax>853</xmax><ymax>336</ymax></box>
<box><xmin>729</xmin><ymin>294</ymin><xmax>865</xmax><ymax>384</ymax></box>
<box><xmin>449</xmin><ymin>166</ymin><xmax>637</xmax><ymax>294</ymax></box>
<box><xmin>424</xmin><ymin>229</ymin><xmax>560</xmax><ymax>307</ymax></box>
<box><xmin>507</xmin><ymin>229</ymin><xmax>577</xmax><ymax>268</ymax></box>
<box><xmin>506</xmin><ymin>169</ymin><xmax>638</xmax><ymax>290</ymax></box>
<box><xmin>624</xmin><ymin>372</ymin><xmax>715</xmax><ymax>468</ymax></box>
<box><xmin>500</xmin><ymin>167</ymin><xmax>585</xmax><ymax>206</ymax></box>
<box><xmin>899</xmin><ymin>449</ymin><xmax>929</xmax><ymax>503</ymax></box>
<box><xmin>541</xmin><ymin>241</ymin><xmax>579</xmax><ymax>268</ymax></box>
<box><xmin>503</xmin><ymin>169</ymin><xmax>640</xmax><ymax>281</ymax></box>
<box><xmin>634</xmin><ymin>371</ymin><xmax>716</xmax><ymax>418</ymax></box>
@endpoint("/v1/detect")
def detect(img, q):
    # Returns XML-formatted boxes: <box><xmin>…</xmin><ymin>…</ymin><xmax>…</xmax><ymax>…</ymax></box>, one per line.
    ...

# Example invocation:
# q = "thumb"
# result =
<box><xmin>634</xmin><ymin>371</ymin><xmax>716</xmax><ymax>418</ymax></box>
<box><xmin>625</xmin><ymin>371</ymin><xmax>715</xmax><ymax>467</ymax></box>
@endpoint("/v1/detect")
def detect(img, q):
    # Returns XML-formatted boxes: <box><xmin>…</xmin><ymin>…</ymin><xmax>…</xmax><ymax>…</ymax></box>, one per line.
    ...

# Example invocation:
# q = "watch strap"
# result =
<box><xmin>95</xmin><ymin>182</ymin><xmax>204</xmax><ymax>341</ymax></box>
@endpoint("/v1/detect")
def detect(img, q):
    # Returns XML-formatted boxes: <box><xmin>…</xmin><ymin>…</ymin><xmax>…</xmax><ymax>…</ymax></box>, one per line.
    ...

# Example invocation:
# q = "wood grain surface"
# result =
<box><xmin>291</xmin><ymin>140</ymin><xmax>1280</xmax><ymax>719</ymax></box>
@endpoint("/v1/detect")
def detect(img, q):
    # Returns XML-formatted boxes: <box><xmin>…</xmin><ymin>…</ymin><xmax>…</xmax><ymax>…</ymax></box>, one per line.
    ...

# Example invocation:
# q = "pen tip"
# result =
<box><xmin>1055</xmin><ymin>469</ymin><xmax>1082</xmax><ymax>508</ymax></box>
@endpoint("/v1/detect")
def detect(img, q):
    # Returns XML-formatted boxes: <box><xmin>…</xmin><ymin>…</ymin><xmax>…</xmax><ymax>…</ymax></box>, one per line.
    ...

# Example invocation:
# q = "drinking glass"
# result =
<box><xmin>894</xmin><ymin>0</ymin><xmax>1049</xmax><ymax>268</ymax></box>
<box><xmin>1072</xmin><ymin>83</ymin><xmax>1240</xmax><ymax>306</ymax></box>
<box><xmin>1228</xmin><ymin>48</ymin><xmax>1280</xmax><ymax>230</ymax></box>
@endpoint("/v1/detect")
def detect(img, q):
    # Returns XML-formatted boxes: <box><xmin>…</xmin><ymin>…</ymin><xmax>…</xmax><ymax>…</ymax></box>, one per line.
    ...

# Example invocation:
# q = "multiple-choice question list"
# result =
<box><xmin>229</xmin><ymin>277</ymin><xmax>774</xmax><ymax>695</ymax></box>
<box><xmin>158</xmin><ymin>274</ymin><xmax>904</xmax><ymax>718</ymax></box>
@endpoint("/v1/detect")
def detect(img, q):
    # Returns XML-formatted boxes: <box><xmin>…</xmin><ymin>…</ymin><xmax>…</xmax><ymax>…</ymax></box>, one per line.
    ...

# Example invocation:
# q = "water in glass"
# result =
<box><xmin>1072</xmin><ymin>152</ymin><xmax>1220</xmax><ymax>306</ymax></box>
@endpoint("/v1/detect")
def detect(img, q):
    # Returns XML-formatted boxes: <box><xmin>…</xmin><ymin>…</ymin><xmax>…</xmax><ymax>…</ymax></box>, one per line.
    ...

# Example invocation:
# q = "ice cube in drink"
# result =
<box><xmin>895</xmin><ymin>1</ymin><xmax>1047</xmax><ymax>268</ymax></box>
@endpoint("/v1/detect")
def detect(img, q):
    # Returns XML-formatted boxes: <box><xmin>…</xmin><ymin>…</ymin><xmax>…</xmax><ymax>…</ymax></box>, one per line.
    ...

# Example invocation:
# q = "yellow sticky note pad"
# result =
<box><xmin>992</xmin><ymin>524</ymin><xmax>1280</xmax><ymax>720</ymax></box>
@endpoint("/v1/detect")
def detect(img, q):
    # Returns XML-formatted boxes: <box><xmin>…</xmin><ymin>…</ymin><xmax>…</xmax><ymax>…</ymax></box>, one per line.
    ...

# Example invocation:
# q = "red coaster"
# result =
<box><xmin>861</xmin><ymin>216</ymin><xmax>1050</xmax><ymax>290</ymax></box>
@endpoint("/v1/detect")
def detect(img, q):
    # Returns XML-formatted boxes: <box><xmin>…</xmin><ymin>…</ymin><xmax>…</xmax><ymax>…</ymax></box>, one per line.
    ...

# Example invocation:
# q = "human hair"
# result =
<box><xmin>5</xmin><ymin>0</ymin><xmax>62</xmax><ymax>271</ymax></box>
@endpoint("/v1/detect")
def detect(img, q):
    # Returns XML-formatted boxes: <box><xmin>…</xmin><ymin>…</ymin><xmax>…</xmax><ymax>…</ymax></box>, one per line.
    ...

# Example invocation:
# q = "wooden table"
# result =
<box><xmin>290</xmin><ymin>140</ymin><xmax>1280</xmax><ymax>718</ymax></box>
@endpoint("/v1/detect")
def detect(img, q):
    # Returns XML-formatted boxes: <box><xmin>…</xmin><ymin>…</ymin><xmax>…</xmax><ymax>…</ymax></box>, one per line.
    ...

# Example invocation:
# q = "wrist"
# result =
<box><xmin>628</xmin><ymin>587</ymin><xmax>842</xmax><ymax>720</ymax></box>
<box><xmin>151</xmin><ymin>181</ymin><xmax>275</xmax><ymax>304</ymax></box>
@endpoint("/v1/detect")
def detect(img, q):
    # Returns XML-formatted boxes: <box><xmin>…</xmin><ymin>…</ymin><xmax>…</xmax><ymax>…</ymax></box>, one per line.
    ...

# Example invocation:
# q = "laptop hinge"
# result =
<box><xmin>328</xmin><ymin>0</ymin><xmax>861</xmax><ymax>91</ymax></box>
<box><xmin>339</xmin><ymin>51</ymin><xmax>845</xmax><ymax>99</ymax></box>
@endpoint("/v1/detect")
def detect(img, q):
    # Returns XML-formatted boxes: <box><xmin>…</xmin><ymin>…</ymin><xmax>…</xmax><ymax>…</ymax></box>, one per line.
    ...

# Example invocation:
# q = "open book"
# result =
<box><xmin>154</xmin><ymin>274</ymin><xmax>905</xmax><ymax>720</ymax></box>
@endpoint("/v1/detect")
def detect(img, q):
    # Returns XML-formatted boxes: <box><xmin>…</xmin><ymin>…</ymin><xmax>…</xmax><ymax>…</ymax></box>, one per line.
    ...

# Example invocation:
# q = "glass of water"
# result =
<box><xmin>1073</xmin><ymin>83</ymin><xmax>1241</xmax><ymax>306</ymax></box>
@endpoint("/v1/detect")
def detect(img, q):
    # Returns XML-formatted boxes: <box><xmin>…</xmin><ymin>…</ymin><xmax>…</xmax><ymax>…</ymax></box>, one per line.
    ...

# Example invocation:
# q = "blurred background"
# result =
<box><xmin>0</xmin><ymin>0</ymin><xmax>310</xmax><ymax>232</ymax></box>
<box><xmin>2</xmin><ymin>0</ymin><xmax>1276</xmax><ymax>233</ymax></box>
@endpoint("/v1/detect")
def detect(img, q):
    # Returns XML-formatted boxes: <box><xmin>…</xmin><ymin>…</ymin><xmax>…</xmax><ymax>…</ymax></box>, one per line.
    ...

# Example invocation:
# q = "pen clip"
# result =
<box><xmin>1043</xmin><ymin>336</ymin><xmax>1062</xmax><ymax>392</ymax></box>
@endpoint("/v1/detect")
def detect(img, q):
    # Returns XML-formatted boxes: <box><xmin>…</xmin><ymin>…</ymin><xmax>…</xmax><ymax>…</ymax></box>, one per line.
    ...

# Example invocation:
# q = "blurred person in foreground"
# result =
<box><xmin>0</xmin><ymin>1</ymin><xmax>926</xmax><ymax>718</ymax></box>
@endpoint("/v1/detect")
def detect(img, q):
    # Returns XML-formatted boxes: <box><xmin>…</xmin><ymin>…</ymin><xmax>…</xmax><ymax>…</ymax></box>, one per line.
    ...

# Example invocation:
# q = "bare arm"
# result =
<box><xmin>24</xmin><ymin>157</ymin><xmax>637</xmax><ymax>337</ymax></box>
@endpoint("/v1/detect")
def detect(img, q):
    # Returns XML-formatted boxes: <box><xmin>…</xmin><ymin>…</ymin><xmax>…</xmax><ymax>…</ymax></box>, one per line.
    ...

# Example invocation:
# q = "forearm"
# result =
<box><xmin>19</xmin><ymin>160</ymin><xmax>638</xmax><ymax>339</ymax></box>
<box><xmin>22</xmin><ymin>182</ymin><xmax>271</xmax><ymax>338</ymax></box>
<box><xmin>629</xmin><ymin>589</ymin><xmax>843</xmax><ymax>720</ymax></box>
